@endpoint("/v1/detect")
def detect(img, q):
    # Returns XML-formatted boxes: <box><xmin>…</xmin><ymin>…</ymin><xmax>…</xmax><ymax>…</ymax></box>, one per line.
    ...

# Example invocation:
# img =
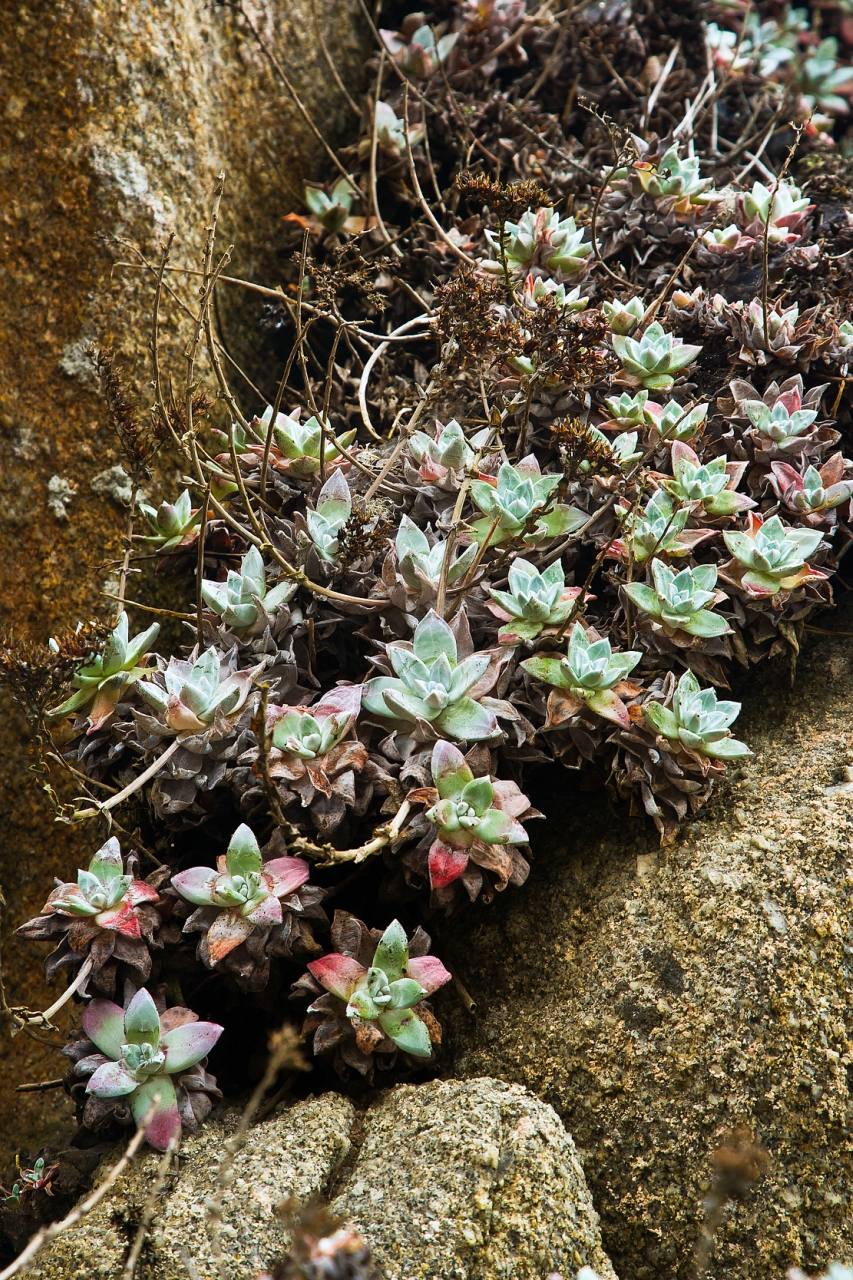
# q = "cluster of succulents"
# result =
<box><xmin>9</xmin><ymin>0</ymin><xmax>853</xmax><ymax>1192</ymax></box>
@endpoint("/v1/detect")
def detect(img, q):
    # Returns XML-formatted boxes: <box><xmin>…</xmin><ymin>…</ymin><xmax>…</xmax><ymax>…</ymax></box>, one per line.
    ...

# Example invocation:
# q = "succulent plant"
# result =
<box><xmin>408</xmin><ymin>418</ymin><xmax>475</xmax><ymax>484</ymax></box>
<box><xmin>171</xmin><ymin>823</ymin><xmax>310</xmax><ymax>972</ymax></box>
<box><xmin>262</xmin><ymin>686</ymin><xmax>370</xmax><ymax>834</ymax></box>
<box><xmin>696</xmin><ymin>224</ymin><xmax>755</xmax><ymax>263</ymax></box>
<box><xmin>797</xmin><ymin>38</ymin><xmax>853</xmax><ymax>114</ymax></box>
<box><xmin>468</xmin><ymin>456</ymin><xmax>585</xmax><ymax>546</ymax></box>
<box><xmin>139</xmin><ymin>489</ymin><xmax>203</xmax><ymax>552</ymax></box>
<box><xmin>81</xmin><ymin>987</ymin><xmax>222</xmax><ymax>1149</ymax></box>
<box><xmin>742</xmin><ymin>393</ymin><xmax>819</xmax><ymax>455</ymax></box>
<box><xmin>484</xmin><ymin>207</ymin><xmax>592</xmax><ymax>277</ymax></box>
<box><xmin>612</xmin><ymin>489</ymin><xmax>711</xmax><ymax>564</ymax></box>
<box><xmin>138</xmin><ymin>646</ymin><xmax>257</xmax><ymax>738</ymax></box>
<box><xmin>374</xmin><ymin>100</ymin><xmax>423</xmax><ymax>154</ymax></box>
<box><xmin>520</xmin><ymin>274</ymin><xmax>588</xmax><ymax>313</ymax></box>
<box><xmin>602</xmin><ymin>390</ymin><xmax>651</xmax><ymax>427</ymax></box>
<box><xmin>726</xmin><ymin>300</ymin><xmax>817</xmax><ymax>366</ymax></box>
<box><xmin>602</xmin><ymin>296</ymin><xmax>644</xmax><ymax>335</ymax></box>
<box><xmin>612</xmin><ymin>322</ymin><xmax>702</xmax><ymax>391</ymax></box>
<box><xmin>646</xmin><ymin>399</ymin><xmax>708</xmax><ymax>443</ymax></box>
<box><xmin>15</xmin><ymin>838</ymin><xmax>166</xmax><ymax>994</ymax></box>
<box><xmin>769</xmin><ymin>457</ymin><xmax>853</xmax><ymax>517</ymax></box>
<box><xmin>304</xmin><ymin>179</ymin><xmax>356</xmax><ymax>234</ymax></box>
<box><xmin>486</xmin><ymin>556</ymin><xmax>580</xmax><ymax>643</ymax></box>
<box><xmin>632</xmin><ymin>145</ymin><xmax>716</xmax><ymax>212</ymax></box>
<box><xmin>201</xmin><ymin>546</ymin><xmax>296</xmax><ymax>633</ymax></box>
<box><xmin>363</xmin><ymin>610</ymin><xmax>500</xmax><ymax>741</ymax></box>
<box><xmin>721</xmin><ymin>512</ymin><xmax>826</xmax><ymax>596</ymax></box>
<box><xmin>408</xmin><ymin>740</ymin><xmax>532</xmax><ymax>892</ymax></box>
<box><xmin>624</xmin><ymin>560</ymin><xmax>730</xmax><ymax>638</ymax></box>
<box><xmin>737</xmin><ymin>180</ymin><xmax>813</xmax><ymax>244</ymax></box>
<box><xmin>522</xmin><ymin>622</ymin><xmax>641</xmax><ymax>728</ymax></box>
<box><xmin>52</xmin><ymin>612</ymin><xmax>160</xmax><ymax>731</ymax></box>
<box><xmin>270</xmin><ymin>410</ymin><xmax>357</xmax><ymax>477</ymax></box>
<box><xmin>642</xmin><ymin>669</ymin><xmax>751</xmax><ymax>760</ymax></box>
<box><xmin>380</xmin><ymin>21</ymin><xmax>458</xmax><ymax>77</ymax></box>
<box><xmin>394</xmin><ymin>517</ymin><xmax>478</xmax><ymax>595</ymax></box>
<box><xmin>661</xmin><ymin>442</ymin><xmax>753</xmax><ymax>518</ymax></box>
<box><xmin>305</xmin><ymin>470</ymin><xmax>352</xmax><ymax>563</ymax></box>
<box><xmin>303</xmin><ymin>918</ymin><xmax>451</xmax><ymax>1067</ymax></box>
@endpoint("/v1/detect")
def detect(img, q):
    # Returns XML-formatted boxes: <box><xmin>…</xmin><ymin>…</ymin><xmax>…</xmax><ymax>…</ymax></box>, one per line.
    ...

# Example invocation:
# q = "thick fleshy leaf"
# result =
<box><xmin>95</xmin><ymin>903</ymin><xmax>142</xmax><ymax>937</ymax></box>
<box><xmin>378</xmin><ymin>1007</ymin><xmax>432</xmax><ymax>1058</ymax></box>
<box><xmin>382</xmin><ymin>686</ymin><xmax>434</xmax><ymax>723</ymax></box>
<box><xmin>585</xmin><ymin>688</ymin><xmax>632</xmax><ymax>728</ymax></box>
<box><xmin>89</xmin><ymin>837</ymin><xmax>124</xmax><ymax>882</ymax></box>
<box><xmin>412</xmin><ymin>611</ymin><xmax>457</xmax><ymax>666</ymax></box>
<box><xmin>520</xmin><ymin>655</ymin><xmax>573</xmax><ymax>690</ymax></box>
<box><xmin>362</xmin><ymin>676</ymin><xmax>407</xmax><ymax>718</ymax></box>
<box><xmin>244</xmin><ymin>894</ymin><xmax>283</xmax><ymax>926</ymax></box>
<box><xmin>263</xmin><ymin>856</ymin><xmax>311</xmax><ymax>898</ymax></box>
<box><xmin>86</xmin><ymin>1061</ymin><xmax>139</xmax><ymax>1097</ymax></box>
<box><xmin>206</xmin><ymin>909</ymin><xmax>254</xmax><ymax>962</ymax></box>
<box><xmin>447</xmin><ymin>652</ymin><xmax>490</xmax><ymax>700</ymax></box>
<box><xmin>677</xmin><ymin>610</ymin><xmax>731</xmax><ymax>638</ymax></box>
<box><xmin>703</xmin><ymin>736</ymin><xmax>752</xmax><ymax>759</ymax></box>
<box><xmin>623</xmin><ymin>582</ymin><xmax>659</xmax><ymax>615</ymax></box>
<box><xmin>124</xmin><ymin>988</ymin><xmax>161</xmax><ymax>1048</ymax></box>
<box><xmin>161</xmin><ymin>1021</ymin><xmax>223</xmax><ymax>1073</ymax></box>
<box><xmin>131</xmin><ymin>1075</ymin><xmax>181</xmax><ymax>1151</ymax></box>
<box><xmin>460</xmin><ymin>777</ymin><xmax>494</xmax><ymax>815</ymax></box>
<box><xmin>309</xmin><ymin>953</ymin><xmax>367</xmax><ymax>999</ymax></box>
<box><xmin>435</xmin><ymin>697</ymin><xmax>499</xmax><ymax>741</ymax></box>
<box><xmin>171</xmin><ymin>866</ymin><xmax>219</xmax><ymax>907</ymax></box>
<box><xmin>474</xmin><ymin>808</ymin><xmax>519</xmax><ymax>844</ymax></box>
<box><xmin>642</xmin><ymin>702</ymin><xmax>680</xmax><ymax>739</ymax></box>
<box><xmin>387</xmin><ymin>977</ymin><xmax>427</xmax><ymax>1009</ymax></box>
<box><xmin>373</xmin><ymin>920</ymin><xmax>409</xmax><ymax>981</ymax></box>
<box><xmin>428</xmin><ymin>839</ymin><xmax>469</xmax><ymax>889</ymax></box>
<box><xmin>83</xmin><ymin>999</ymin><xmax>125</xmax><ymax>1060</ymax></box>
<box><xmin>407</xmin><ymin>955</ymin><xmax>452</xmax><ymax>995</ymax></box>
<box><xmin>225</xmin><ymin>824</ymin><xmax>262</xmax><ymax>879</ymax></box>
<box><xmin>431</xmin><ymin>740</ymin><xmax>472</xmax><ymax>797</ymax></box>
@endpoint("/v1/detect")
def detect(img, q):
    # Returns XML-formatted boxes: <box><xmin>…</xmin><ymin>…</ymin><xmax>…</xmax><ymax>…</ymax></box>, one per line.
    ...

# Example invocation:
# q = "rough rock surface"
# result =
<box><xmin>445</xmin><ymin>613</ymin><xmax>853</xmax><ymax>1280</ymax></box>
<box><xmin>0</xmin><ymin>0</ymin><xmax>366</xmax><ymax>1152</ymax></box>
<box><xmin>27</xmin><ymin>1078</ymin><xmax>615</xmax><ymax>1280</ymax></box>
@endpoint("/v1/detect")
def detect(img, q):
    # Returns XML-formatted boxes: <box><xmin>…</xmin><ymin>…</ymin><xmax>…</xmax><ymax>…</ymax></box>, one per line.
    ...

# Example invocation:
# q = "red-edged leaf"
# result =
<box><xmin>308</xmin><ymin>953</ymin><xmax>366</xmax><ymax>1000</ymax></box>
<box><xmin>206</xmin><ymin>909</ymin><xmax>254</xmax><ymax>962</ymax></box>
<box><xmin>263</xmin><ymin>857</ymin><xmax>310</xmax><ymax>898</ymax></box>
<box><xmin>428</xmin><ymin>839</ymin><xmax>469</xmax><ymax>889</ymax></box>
<box><xmin>95</xmin><ymin>904</ymin><xmax>142</xmax><ymax>938</ymax></box>
<box><xmin>407</xmin><ymin>955</ymin><xmax>452</xmax><ymax>995</ymax></box>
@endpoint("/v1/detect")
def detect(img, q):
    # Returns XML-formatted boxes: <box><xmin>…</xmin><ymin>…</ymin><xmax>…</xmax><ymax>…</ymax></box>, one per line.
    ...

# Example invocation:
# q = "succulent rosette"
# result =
<box><xmin>660</xmin><ymin>442</ymin><xmax>754</xmax><ymax>519</ymax></box>
<box><xmin>483</xmin><ymin>206</ymin><xmax>592</xmax><ymax>278</ymax></box>
<box><xmin>403</xmin><ymin>740</ymin><xmax>536</xmax><ymax>902</ymax></box>
<box><xmin>485</xmin><ymin>557</ymin><xmax>581</xmax><ymax>644</ymax></box>
<box><xmin>388</xmin><ymin>517</ymin><xmax>478</xmax><ymax>605</ymax></box>
<box><xmin>609</xmin><ymin>489</ymin><xmax>716</xmax><ymax>564</ymax></box>
<box><xmin>769</xmin><ymin>456</ymin><xmax>853</xmax><ymax>523</ymax></box>
<box><xmin>51</xmin><ymin>612</ymin><xmax>160</xmax><ymax>733</ymax></box>
<box><xmin>407</xmin><ymin>418</ymin><xmax>476</xmax><ymax>487</ymax></box>
<box><xmin>363</xmin><ymin>611</ymin><xmax>507</xmax><ymax>743</ymax></box>
<box><xmin>624</xmin><ymin>560</ymin><xmax>730</xmax><ymax>640</ymax></box>
<box><xmin>201</xmin><ymin>546</ymin><xmax>297</xmax><ymax>634</ymax></box>
<box><xmin>77</xmin><ymin>987</ymin><xmax>222</xmax><ymax>1149</ymax></box>
<box><xmin>294</xmin><ymin>914</ymin><xmax>450</xmax><ymax>1076</ymax></box>
<box><xmin>139</xmin><ymin>489</ymin><xmax>203</xmax><ymax>552</ymax></box>
<box><xmin>720</xmin><ymin>513</ymin><xmax>827</xmax><ymax>598</ymax></box>
<box><xmin>642</xmin><ymin>670</ymin><xmax>751</xmax><ymax>761</ymax></box>
<box><xmin>522</xmin><ymin>623</ymin><xmax>642</xmax><ymax>729</ymax></box>
<box><xmin>612</xmin><ymin>323</ymin><xmax>702</xmax><ymax>391</ymax></box>
<box><xmin>171</xmin><ymin>824</ymin><xmax>312</xmax><ymax>986</ymax></box>
<box><xmin>15</xmin><ymin>838</ymin><xmax>168</xmax><ymax>996</ymax></box>
<box><xmin>468</xmin><ymin>457</ymin><xmax>586</xmax><ymax>548</ymax></box>
<box><xmin>137</xmin><ymin>646</ymin><xmax>259</xmax><ymax>742</ymax></box>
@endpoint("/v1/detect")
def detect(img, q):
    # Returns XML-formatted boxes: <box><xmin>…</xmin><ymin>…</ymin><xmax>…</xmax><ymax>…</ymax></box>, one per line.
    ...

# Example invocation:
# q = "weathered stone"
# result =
<box><xmin>0</xmin><ymin>0</ymin><xmax>366</xmax><ymax>1153</ymax></box>
<box><xmin>29</xmin><ymin>1094</ymin><xmax>356</xmax><ymax>1280</ymax></box>
<box><xmin>445</xmin><ymin>617</ymin><xmax>853</xmax><ymax>1279</ymax></box>
<box><xmin>27</xmin><ymin>1078</ymin><xmax>616</xmax><ymax>1280</ymax></box>
<box><xmin>331</xmin><ymin>1077</ymin><xmax>616</xmax><ymax>1280</ymax></box>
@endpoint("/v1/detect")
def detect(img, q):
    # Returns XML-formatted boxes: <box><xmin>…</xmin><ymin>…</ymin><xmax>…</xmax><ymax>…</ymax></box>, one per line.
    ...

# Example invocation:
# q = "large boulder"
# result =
<box><xmin>26</xmin><ymin>1078</ymin><xmax>616</xmax><ymax>1280</ymax></box>
<box><xmin>0</xmin><ymin>0</ymin><xmax>366</xmax><ymax>1153</ymax></box>
<box><xmin>446</xmin><ymin>619</ymin><xmax>853</xmax><ymax>1279</ymax></box>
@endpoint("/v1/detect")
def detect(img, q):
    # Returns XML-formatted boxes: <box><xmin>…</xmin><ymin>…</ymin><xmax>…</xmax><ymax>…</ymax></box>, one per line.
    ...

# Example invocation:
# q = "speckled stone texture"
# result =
<box><xmin>331</xmin><ymin>1077</ymin><xmax>617</xmax><ymax>1280</ymax></box>
<box><xmin>29</xmin><ymin>1094</ymin><xmax>356</xmax><ymax>1280</ymax></box>
<box><xmin>444</xmin><ymin>616</ymin><xmax>853</xmax><ymax>1280</ymax></box>
<box><xmin>0</xmin><ymin>0</ymin><xmax>366</xmax><ymax>1154</ymax></box>
<box><xmin>27</xmin><ymin>1079</ymin><xmax>616</xmax><ymax>1280</ymax></box>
